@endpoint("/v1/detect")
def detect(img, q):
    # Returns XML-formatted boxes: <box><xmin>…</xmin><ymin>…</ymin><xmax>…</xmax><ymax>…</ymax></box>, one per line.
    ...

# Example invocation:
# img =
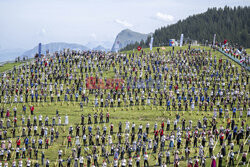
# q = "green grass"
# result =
<box><xmin>0</xmin><ymin>62</ymin><xmax>23</xmax><ymax>73</ymax></box>
<box><xmin>2</xmin><ymin>101</ymin><xmax>248</xmax><ymax>166</ymax></box>
<box><xmin>246</xmin><ymin>48</ymin><xmax>250</xmax><ymax>55</ymax></box>
<box><xmin>0</xmin><ymin>46</ymin><xmax>249</xmax><ymax>167</ymax></box>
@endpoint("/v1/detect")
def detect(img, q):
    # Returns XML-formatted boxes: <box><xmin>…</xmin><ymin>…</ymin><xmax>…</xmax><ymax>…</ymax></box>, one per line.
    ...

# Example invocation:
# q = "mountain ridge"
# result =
<box><xmin>111</xmin><ymin>29</ymin><xmax>151</xmax><ymax>52</ymax></box>
<box><xmin>22</xmin><ymin>42</ymin><xmax>89</xmax><ymax>58</ymax></box>
<box><xmin>92</xmin><ymin>45</ymin><xmax>110</xmax><ymax>51</ymax></box>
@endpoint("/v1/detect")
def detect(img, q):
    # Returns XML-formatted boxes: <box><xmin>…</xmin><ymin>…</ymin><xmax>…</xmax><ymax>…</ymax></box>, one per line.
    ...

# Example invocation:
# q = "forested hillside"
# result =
<box><xmin>122</xmin><ymin>6</ymin><xmax>250</xmax><ymax>51</ymax></box>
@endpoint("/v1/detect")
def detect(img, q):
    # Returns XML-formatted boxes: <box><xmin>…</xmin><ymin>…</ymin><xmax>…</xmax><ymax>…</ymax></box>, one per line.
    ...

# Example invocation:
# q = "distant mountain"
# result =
<box><xmin>86</xmin><ymin>41</ymin><xmax>113</xmax><ymax>50</ymax></box>
<box><xmin>0</xmin><ymin>48</ymin><xmax>26</xmax><ymax>62</ymax></box>
<box><xmin>22</xmin><ymin>42</ymin><xmax>89</xmax><ymax>58</ymax></box>
<box><xmin>111</xmin><ymin>29</ymin><xmax>151</xmax><ymax>52</ymax></box>
<box><xmin>92</xmin><ymin>45</ymin><xmax>110</xmax><ymax>52</ymax></box>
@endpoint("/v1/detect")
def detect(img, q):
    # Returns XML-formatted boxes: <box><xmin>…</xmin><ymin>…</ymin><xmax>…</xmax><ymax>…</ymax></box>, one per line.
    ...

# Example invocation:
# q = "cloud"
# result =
<box><xmin>38</xmin><ymin>28</ymin><xmax>47</xmax><ymax>37</ymax></box>
<box><xmin>90</xmin><ymin>33</ymin><xmax>97</xmax><ymax>40</ymax></box>
<box><xmin>115</xmin><ymin>19</ymin><xmax>133</xmax><ymax>27</ymax></box>
<box><xmin>156</xmin><ymin>12</ymin><xmax>174</xmax><ymax>22</ymax></box>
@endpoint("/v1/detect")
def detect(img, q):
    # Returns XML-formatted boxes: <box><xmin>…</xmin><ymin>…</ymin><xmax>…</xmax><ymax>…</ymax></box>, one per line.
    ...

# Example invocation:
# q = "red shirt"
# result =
<box><xmin>220</xmin><ymin>134</ymin><xmax>224</xmax><ymax>140</ymax></box>
<box><xmin>161</xmin><ymin>122</ymin><xmax>164</xmax><ymax>128</ymax></box>
<box><xmin>16</xmin><ymin>139</ymin><xmax>20</xmax><ymax>146</ymax></box>
<box><xmin>155</xmin><ymin>130</ymin><xmax>158</xmax><ymax>136</ymax></box>
<box><xmin>68</xmin><ymin>136</ymin><xmax>71</xmax><ymax>142</ymax></box>
<box><xmin>160</xmin><ymin>129</ymin><xmax>164</xmax><ymax>136</ymax></box>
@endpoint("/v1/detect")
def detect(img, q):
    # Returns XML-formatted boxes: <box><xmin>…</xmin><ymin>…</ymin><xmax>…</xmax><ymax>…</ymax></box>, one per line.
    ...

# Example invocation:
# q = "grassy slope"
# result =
<box><xmin>0</xmin><ymin>62</ymin><xmax>23</xmax><ymax>73</ymax></box>
<box><xmin>246</xmin><ymin>48</ymin><xmax>250</xmax><ymax>55</ymax></box>
<box><xmin>0</xmin><ymin>45</ymin><xmax>249</xmax><ymax>166</ymax></box>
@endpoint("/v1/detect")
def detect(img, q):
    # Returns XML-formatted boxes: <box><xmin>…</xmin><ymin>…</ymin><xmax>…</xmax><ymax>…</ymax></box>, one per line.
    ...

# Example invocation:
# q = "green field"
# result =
<box><xmin>0</xmin><ymin>45</ymin><xmax>249</xmax><ymax>167</ymax></box>
<box><xmin>0</xmin><ymin>62</ymin><xmax>23</xmax><ymax>73</ymax></box>
<box><xmin>246</xmin><ymin>48</ymin><xmax>250</xmax><ymax>55</ymax></box>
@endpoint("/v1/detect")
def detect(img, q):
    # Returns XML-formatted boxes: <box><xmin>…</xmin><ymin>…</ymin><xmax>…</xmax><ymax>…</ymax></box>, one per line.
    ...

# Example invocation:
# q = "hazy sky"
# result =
<box><xmin>0</xmin><ymin>0</ymin><xmax>249</xmax><ymax>50</ymax></box>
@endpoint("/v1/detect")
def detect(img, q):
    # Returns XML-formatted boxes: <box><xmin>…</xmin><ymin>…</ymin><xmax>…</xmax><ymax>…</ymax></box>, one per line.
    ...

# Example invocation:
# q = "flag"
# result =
<box><xmin>213</xmin><ymin>34</ymin><xmax>216</xmax><ymax>46</ymax></box>
<box><xmin>240</xmin><ymin>57</ymin><xmax>245</xmax><ymax>63</ymax></box>
<box><xmin>169</xmin><ymin>39</ymin><xmax>175</xmax><ymax>46</ymax></box>
<box><xmin>149</xmin><ymin>36</ymin><xmax>154</xmax><ymax>51</ymax></box>
<box><xmin>38</xmin><ymin>43</ymin><xmax>42</xmax><ymax>58</ymax></box>
<box><xmin>179</xmin><ymin>34</ymin><xmax>184</xmax><ymax>47</ymax></box>
<box><xmin>137</xmin><ymin>46</ymin><xmax>142</xmax><ymax>51</ymax></box>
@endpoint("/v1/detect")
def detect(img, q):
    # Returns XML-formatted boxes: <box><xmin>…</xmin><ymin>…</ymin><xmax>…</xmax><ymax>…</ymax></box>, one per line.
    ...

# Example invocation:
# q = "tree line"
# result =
<box><xmin>121</xmin><ymin>6</ymin><xmax>250</xmax><ymax>51</ymax></box>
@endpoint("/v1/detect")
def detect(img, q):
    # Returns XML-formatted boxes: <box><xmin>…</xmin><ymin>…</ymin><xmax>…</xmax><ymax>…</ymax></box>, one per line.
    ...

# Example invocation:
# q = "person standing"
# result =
<box><xmin>41</xmin><ymin>151</ymin><xmax>44</xmax><ymax>166</ymax></box>
<box><xmin>211</xmin><ymin>156</ymin><xmax>216</xmax><ymax>167</ymax></box>
<box><xmin>136</xmin><ymin>155</ymin><xmax>140</xmax><ymax>167</ymax></box>
<box><xmin>79</xmin><ymin>156</ymin><xmax>84</xmax><ymax>167</ymax></box>
<box><xmin>67</xmin><ymin>135</ymin><xmax>72</xmax><ymax>148</ymax></box>
<box><xmin>65</xmin><ymin>115</ymin><xmax>69</xmax><ymax>125</ymax></box>
<box><xmin>217</xmin><ymin>152</ymin><xmax>223</xmax><ymax>167</ymax></box>
<box><xmin>128</xmin><ymin>157</ymin><xmax>132</xmax><ymax>167</ymax></box>
<box><xmin>166</xmin><ymin>150</ymin><xmax>170</xmax><ymax>165</ymax></box>
<box><xmin>18</xmin><ymin>159</ymin><xmax>23</xmax><ymax>167</ymax></box>
<box><xmin>144</xmin><ymin>152</ymin><xmax>149</xmax><ymax>167</ymax></box>
<box><xmin>158</xmin><ymin>152</ymin><xmax>162</xmax><ymax>166</ymax></box>
<box><xmin>228</xmin><ymin>151</ymin><xmax>234</xmax><ymax>167</ymax></box>
<box><xmin>121</xmin><ymin>158</ymin><xmax>126</xmax><ymax>167</ymax></box>
<box><xmin>242</xmin><ymin>152</ymin><xmax>247</xmax><ymax>165</ymax></box>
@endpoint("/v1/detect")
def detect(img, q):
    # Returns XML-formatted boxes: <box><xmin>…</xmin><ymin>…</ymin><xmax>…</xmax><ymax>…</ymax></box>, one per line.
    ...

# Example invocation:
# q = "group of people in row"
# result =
<box><xmin>0</xmin><ymin>45</ymin><xmax>248</xmax><ymax>167</ymax></box>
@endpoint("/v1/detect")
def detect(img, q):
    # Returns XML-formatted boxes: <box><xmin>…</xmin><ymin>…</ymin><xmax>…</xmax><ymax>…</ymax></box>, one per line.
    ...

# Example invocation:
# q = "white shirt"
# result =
<box><xmin>102</xmin><ymin>162</ymin><xmax>107</xmax><ymax>167</ymax></box>
<box><xmin>121</xmin><ymin>159</ymin><xmax>126</xmax><ymax>166</ymax></box>
<box><xmin>128</xmin><ymin>159</ymin><xmax>132</xmax><ymax>165</ymax></box>
<box><xmin>79</xmin><ymin>157</ymin><xmax>84</xmax><ymax>163</ymax></box>
<box><xmin>113</xmin><ymin>160</ymin><xmax>118</xmax><ymax>166</ymax></box>
<box><xmin>26</xmin><ymin>160</ymin><xmax>31</xmax><ymax>167</ymax></box>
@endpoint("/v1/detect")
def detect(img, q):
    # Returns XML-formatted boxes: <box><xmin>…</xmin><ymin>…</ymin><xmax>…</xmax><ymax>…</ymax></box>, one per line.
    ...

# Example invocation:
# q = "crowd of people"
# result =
<box><xmin>218</xmin><ymin>41</ymin><xmax>249</xmax><ymax>66</ymax></box>
<box><xmin>0</xmin><ymin>46</ymin><xmax>249</xmax><ymax>167</ymax></box>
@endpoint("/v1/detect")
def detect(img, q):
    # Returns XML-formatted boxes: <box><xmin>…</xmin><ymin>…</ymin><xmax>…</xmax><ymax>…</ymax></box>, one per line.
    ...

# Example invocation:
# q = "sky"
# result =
<box><xmin>0</xmin><ymin>0</ymin><xmax>249</xmax><ymax>50</ymax></box>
